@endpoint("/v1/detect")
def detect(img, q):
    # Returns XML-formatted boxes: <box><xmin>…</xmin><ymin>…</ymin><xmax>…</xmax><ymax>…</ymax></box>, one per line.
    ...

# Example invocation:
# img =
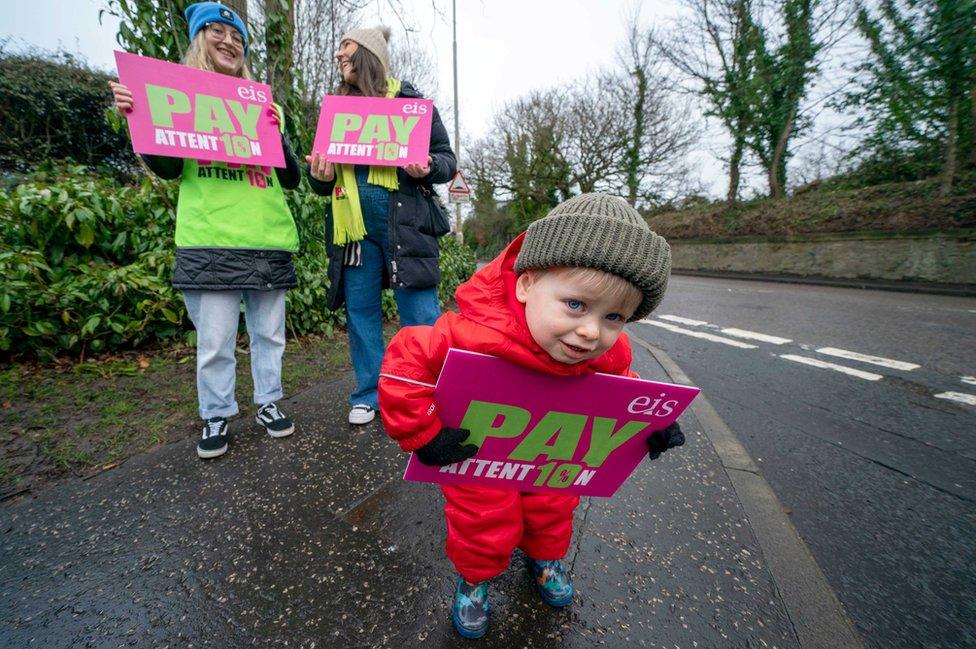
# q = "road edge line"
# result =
<box><xmin>630</xmin><ymin>332</ymin><xmax>865</xmax><ymax>649</ymax></box>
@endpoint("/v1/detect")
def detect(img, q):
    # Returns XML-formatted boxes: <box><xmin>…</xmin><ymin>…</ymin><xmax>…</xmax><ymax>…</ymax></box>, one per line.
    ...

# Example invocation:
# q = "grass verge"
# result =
<box><xmin>1</xmin><ymin>330</ymin><xmax>357</xmax><ymax>499</ymax></box>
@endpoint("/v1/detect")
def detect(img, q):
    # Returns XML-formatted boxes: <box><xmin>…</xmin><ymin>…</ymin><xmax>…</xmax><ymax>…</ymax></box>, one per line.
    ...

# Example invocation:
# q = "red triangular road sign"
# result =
<box><xmin>448</xmin><ymin>170</ymin><xmax>471</xmax><ymax>194</ymax></box>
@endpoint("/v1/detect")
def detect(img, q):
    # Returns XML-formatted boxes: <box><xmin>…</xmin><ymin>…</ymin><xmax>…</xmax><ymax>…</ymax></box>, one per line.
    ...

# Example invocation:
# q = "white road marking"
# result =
<box><xmin>720</xmin><ymin>328</ymin><xmax>792</xmax><ymax>345</ymax></box>
<box><xmin>815</xmin><ymin>347</ymin><xmax>920</xmax><ymax>371</ymax></box>
<box><xmin>657</xmin><ymin>314</ymin><xmax>710</xmax><ymax>327</ymax></box>
<box><xmin>935</xmin><ymin>392</ymin><xmax>976</xmax><ymax>406</ymax></box>
<box><xmin>643</xmin><ymin>320</ymin><xmax>757</xmax><ymax>349</ymax></box>
<box><xmin>780</xmin><ymin>354</ymin><xmax>883</xmax><ymax>381</ymax></box>
<box><xmin>961</xmin><ymin>376</ymin><xmax>976</xmax><ymax>386</ymax></box>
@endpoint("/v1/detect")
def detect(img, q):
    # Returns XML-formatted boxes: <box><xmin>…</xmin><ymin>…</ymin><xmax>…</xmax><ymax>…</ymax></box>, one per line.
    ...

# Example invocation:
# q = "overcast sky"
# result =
<box><xmin>1</xmin><ymin>0</ymin><xmax>858</xmax><ymax>198</ymax></box>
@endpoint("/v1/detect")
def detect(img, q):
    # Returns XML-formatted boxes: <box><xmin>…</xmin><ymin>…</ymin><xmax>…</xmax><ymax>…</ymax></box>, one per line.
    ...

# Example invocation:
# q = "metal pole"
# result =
<box><xmin>452</xmin><ymin>0</ymin><xmax>462</xmax><ymax>236</ymax></box>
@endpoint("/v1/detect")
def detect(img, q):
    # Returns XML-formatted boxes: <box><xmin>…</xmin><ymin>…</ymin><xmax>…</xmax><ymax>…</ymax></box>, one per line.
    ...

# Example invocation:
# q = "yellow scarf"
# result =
<box><xmin>331</xmin><ymin>78</ymin><xmax>402</xmax><ymax>245</ymax></box>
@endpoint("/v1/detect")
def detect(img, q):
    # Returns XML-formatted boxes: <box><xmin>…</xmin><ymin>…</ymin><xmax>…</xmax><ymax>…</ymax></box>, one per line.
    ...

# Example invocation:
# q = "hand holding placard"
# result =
<box><xmin>415</xmin><ymin>427</ymin><xmax>479</xmax><ymax>466</ymax></box>
<box><xmin>109</xmin><ymin>81</ymin><xmax>134</xmax><ymax>113</ymax></box>
<box><xmin>646</xmin><ymin>422</ymin><xmax>685</xmax><ymax>460</ymax></box>
<box><xmin>306</xmin><ymin>152</ymin><xmax>335</xmax><ymax>182</ymax></box>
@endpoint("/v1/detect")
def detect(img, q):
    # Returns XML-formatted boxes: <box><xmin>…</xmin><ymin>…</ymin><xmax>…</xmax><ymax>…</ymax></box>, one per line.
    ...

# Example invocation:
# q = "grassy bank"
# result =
<box><xmin>1</xmin><ymin>330</ymin><xmax>364</xmax><ymax>500</ymax></box>
<box><xmin>647</xmin><ymin>177</ymin><xmax>976</xmax><ymax>241</ymax></box>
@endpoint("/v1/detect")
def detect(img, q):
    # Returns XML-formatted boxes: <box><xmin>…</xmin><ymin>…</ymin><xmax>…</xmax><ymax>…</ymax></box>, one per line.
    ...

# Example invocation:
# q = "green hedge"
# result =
<box><xmin>0</xmin><ymin>165</ymin><xmax>475</xmax><ymax>360</ymax></box>
<box><xmin>0</xmin><ymin>51</ymin><xmax>137</xmax><ymax>176</ymax></box>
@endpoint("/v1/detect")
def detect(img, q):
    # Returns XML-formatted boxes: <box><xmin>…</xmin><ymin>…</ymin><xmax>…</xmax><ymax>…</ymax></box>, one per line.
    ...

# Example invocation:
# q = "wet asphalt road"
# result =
<box><xmin>1</xmin><ymin>348</ymin><xmax>801</xmax><ymax>648</ymax></box>
<box><xmin>633</xmin><ymin>275</ymin><xmax>976</xmax><ymax>649</ymax></box>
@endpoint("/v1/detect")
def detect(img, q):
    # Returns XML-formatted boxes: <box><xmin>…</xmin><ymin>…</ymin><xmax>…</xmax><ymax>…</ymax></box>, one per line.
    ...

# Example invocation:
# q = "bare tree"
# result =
<box><xmin>615</xmin><ymin>16</ymin><xmax>698</xmax><ymax>207</ymax></box>
<box><xmin>466</xmin><ymin>90</ymin><xmax>574</xmax><ymax>230</ymax></box>
<box><xmin>389</xmin><ymin>41</ymin><xmax>439</xmax><ymax>98</ymax></box>
<box><xmin>656</xmin><ymin>0</ymin><xmax>762</xmax><ymax>203</ymax></box>
<box><xmin>563</xmin><ymin>77</ymin><xmax>630</xmax><ymax>194</ymax></box>
<box><xmin>293</xmin><ymin>0</ymin><xmax>366</xmax><ymax>106</ymax></box>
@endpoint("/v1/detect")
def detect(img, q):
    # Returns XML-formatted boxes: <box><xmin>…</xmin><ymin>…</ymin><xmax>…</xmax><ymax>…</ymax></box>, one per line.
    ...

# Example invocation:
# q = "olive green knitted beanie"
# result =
<box><xmin>340</xmin><ymin>26</ymin><xmax>391</xmax><ymax>76</ymax></box>
<box><xmin>514</xmin><ymin>193</ymin><xmax>671</xmax><ymax>321</ymax></box>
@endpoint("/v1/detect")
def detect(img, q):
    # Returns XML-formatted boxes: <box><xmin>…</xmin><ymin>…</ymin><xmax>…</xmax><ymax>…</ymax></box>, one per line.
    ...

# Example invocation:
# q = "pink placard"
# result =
<box><xmin>311</xmin><ymin>95</ymin><xmax>433</xmax><ymax>166</ymax></box>
<box><xmin>114</xmin><ymin>51</ymin><xmax>285</xmax><ymax>167</ymax></box>
<box><xmin>402</xmin><ymin>349</ymin><xmax>701</xmax><ymax>497</ymax></box>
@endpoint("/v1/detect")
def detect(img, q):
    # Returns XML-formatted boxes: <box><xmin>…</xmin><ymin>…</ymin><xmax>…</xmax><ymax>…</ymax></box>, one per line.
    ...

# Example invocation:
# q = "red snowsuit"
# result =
<box><xmin>378</xmin><ymin>233</ymin><xmax>635</xmax><ymax>583</ymax></box>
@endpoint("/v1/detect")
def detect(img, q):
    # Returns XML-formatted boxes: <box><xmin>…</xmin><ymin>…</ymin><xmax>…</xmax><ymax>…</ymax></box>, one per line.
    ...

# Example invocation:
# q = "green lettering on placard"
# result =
<box><xmin>145</xmin><ymin>84</ymin><xmax>191</xmax><ymax>128</ymax></box>
<box><xmin>533</xmin><ymin>461</ymin><xmax>557</xmax><ymax>487</ymax></box>
<box><xmin>390</xmin><ymin>115</ymin><xmax>420</xmax><ymax>144</ymax></box>
<box><xmin>458</xmin><ymin>400</ymin><xmax>530</xmax><ymax>448</ymax></box>
<box><xmin>226</xmin><ymin>100</ymin><xmax>261</xmax><ymax>140</ymax></box>
<box><xmin>194</xmin><ymin>94</ymin><xmax>235</xmax><ymax>135</ymax></box>
<box><xmin>359</xmin><ymin>115</ymin><xmax>391</xmax><ymax>143</ymax></box>
<box><xmin>581</xmin><ymin>417</ymin><xmax>650</xmax><ymax>467</ymax></box>
<box><xmin>331</xmin><ymin>113</ymin><xmax>362</xmax><ymax>140</ymax></box>
<box><xmin>509</xmin><ymin>411</ymin><xmax>586</xmax><ymax>463</ymax></box>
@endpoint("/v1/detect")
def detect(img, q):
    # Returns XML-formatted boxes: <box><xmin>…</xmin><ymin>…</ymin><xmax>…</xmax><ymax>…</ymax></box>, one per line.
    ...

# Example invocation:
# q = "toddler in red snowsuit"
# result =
<box><xmin>378</xmin><ymin>193</ymin><xmax>684</xmax><ymax>639</ymax></box>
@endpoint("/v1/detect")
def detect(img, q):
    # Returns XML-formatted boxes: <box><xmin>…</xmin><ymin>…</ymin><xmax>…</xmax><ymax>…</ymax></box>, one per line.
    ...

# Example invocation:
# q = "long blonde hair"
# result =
<box><xmin>181</xmin><ymin>31</ymin><xmax>253</xmax><ymax>79</ymax></box>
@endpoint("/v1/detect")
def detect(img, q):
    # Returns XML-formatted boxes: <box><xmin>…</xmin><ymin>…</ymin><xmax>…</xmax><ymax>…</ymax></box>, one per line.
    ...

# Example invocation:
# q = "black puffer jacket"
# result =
<box><xmin>143</xmin><ymin>131</ymin><xmax>302</xmax><ymax>291</ymax></box>
<box><xmin>307</xmin><ymin>82</ymin><xmax>457</xmax><ymax>311</ymax></box>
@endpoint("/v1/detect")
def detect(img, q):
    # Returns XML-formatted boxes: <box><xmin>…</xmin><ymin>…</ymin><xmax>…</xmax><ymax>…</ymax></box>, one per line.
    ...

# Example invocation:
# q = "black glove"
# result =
<box><xmin>646</xmin><ymin>422</ymin><xmax>685</xmax><ymax>460</ymax></box>
<box><xmin>415</xmin><ymin>427</ymin><xmax>479</xmax><ymax>466</ymax></box>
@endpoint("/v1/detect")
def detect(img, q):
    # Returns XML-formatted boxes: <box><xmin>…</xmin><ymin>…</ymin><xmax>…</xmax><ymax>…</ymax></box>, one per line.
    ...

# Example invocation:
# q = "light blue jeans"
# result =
<box><xmin>344</xmin><ymin>167</ymin><xmax>440</xmax><ymax>410</ymax></box>
<box><xmin>182</xmin><ymin>289</ymin><xmax>287</xmax><ymax>420</ymax></box>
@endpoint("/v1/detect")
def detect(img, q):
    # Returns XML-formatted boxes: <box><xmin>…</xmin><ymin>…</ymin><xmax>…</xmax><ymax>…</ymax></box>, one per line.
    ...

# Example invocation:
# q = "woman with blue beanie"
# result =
<box><xmin>307</xmin><ymin>26</ymin><xmax>456</xmax><ymax>426</ymax></box>
<box><xmin>109</xmin><ymin>1</ymin><xmax>302</xmax><ymax>459</ymax></box>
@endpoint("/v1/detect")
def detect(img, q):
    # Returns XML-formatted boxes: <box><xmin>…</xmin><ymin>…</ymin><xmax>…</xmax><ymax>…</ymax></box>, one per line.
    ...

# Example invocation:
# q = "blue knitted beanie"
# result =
<box><xmin>185</xmin><ymin>2</ymin><xmax>249</xmax><ymax>53</ymax></box>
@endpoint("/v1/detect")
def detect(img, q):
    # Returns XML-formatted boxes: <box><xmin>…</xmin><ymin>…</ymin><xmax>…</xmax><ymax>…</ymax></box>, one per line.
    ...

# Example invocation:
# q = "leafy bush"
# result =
<box><xmin>437</xmin><ymin>234</ymin><xmax>477</xmax><ymax>305</ymax></box>
<box><xmin>462</xmin><ymin>204</ymin><xmax>519</xmax><ymax>260</ymax></box>
<box><xmin>0</xmin><ymin>165</ymin><xmax>180</xmax><ymax>357</ymax></box>
<box><xmin>0</xmin><ymin>49</ymin><xmax>137</xmax><ymax>177</ymax></box>
<box><xmin>284</xmin><ymin>190</ymin><xmax>337</xmax><ymax>336</ymax></box>
<box><xmin>0</xmin><ymin>165</ymin><xmax>476</xmax><ymax>360</ymax></box>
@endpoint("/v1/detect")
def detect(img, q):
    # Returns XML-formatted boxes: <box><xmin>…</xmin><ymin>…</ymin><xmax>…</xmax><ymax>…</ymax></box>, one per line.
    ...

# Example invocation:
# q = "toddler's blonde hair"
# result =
<box><xmin>539</xmin><ymin>266</ymin><xmax>644</xmax><ymax>319</ymax></box>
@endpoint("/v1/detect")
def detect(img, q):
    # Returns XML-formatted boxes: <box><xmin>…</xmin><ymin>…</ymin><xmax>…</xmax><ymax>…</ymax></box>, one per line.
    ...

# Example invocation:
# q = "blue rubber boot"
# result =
<box><xmin>529</xmin><ymin>559</ymin><xmax>574</xmax><ymax>607</ymax></box>
<box><xmin>451</xmin><ymin>577</ymin><xmax>490</xmax><ymax>639</ymax></box>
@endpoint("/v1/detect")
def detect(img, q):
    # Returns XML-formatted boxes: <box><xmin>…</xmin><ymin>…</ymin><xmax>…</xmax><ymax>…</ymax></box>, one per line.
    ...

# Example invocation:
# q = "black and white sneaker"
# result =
<box><xmin>255</xmin><ymin>402</ymin><xmax>295</xmax><ymax>438</ymax></box>
<box><xmin>197</xmin><ymin>417</ymin><xmax>229</xmax><ymax>459</ymax></box>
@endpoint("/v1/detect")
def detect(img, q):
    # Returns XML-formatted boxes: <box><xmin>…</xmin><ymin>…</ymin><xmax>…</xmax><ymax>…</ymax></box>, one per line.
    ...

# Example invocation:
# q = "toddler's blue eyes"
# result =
<box><xmin>566</xmin><ymin>300</ymin><xmax>583</xmax><ymax>310</ymax></box>
<box><xmin>606</xmin><ymin>313</ymin><xmax>623</xmax><ymax>322</ymax></box>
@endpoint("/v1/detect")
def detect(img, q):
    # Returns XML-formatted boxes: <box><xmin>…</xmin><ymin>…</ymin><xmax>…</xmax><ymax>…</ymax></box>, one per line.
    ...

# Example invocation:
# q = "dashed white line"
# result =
<box><xmin>815</xmin><ymin>347</ymin><xmax>920</xmax><ymax>371</ymax></box>
<box><xmin>657</xmin><ymin>314</ymin><xmax>710</xmax><ymax>327</ymax></box>
<box><xmin>961</xmin><ymin>376</ymin><xmax>976</xmax><ymax>386</ymax></box>
<box><xmin>720</xmin><ymin>328</ymin><xmax>792</xmax><ymax>345</ymax></box>
<box><xmin>642</xmin><ymin>320</ymin><xmax>757</xmax><ymax>349</ymax></box>
<box><xmin>780</xmin><ymin>354</ymin><xmax>883</xmax><ymax>381</ymax></box>
<box><xmin>935</xmin><ymin>392</ymin><xmax>976</xmax><ymax>406</ymax></box>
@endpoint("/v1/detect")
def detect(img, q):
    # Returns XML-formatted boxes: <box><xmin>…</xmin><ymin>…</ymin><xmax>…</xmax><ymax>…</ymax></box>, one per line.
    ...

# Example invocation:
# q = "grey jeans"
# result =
<box><xmin>182</xmin><ymin>289</ymin><xmax>286</xmax><ymax>420</ymax></box>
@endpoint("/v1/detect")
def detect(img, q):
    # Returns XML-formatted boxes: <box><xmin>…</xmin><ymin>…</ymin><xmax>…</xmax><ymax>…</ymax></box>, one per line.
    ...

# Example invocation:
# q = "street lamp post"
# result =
<box><xmin>452</xmin><ymin>0</ymin><xmax>462</xmax><ymax>238</ymax></box>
